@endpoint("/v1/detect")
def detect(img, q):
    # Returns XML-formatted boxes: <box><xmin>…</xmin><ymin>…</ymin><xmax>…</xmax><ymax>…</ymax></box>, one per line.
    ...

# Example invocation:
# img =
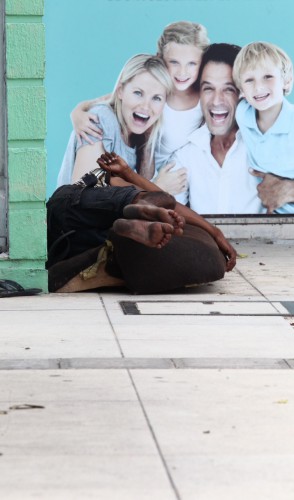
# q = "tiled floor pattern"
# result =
<box><xmin>0</xmin><ymin>239</ymin><xmax>294</xmax><ymax>498</ymax></box>
<box><xmin>1</xmin><ymin>369</ymin><xmax>294</xmax><ymax>499</ymax></box>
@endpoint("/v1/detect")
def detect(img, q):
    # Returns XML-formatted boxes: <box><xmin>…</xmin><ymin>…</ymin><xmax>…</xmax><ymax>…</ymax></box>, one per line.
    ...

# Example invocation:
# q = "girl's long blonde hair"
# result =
<box><xmin>108</xmin><ymin>54</ymin><xmax>173</xmax><ymax>167</ymax></box>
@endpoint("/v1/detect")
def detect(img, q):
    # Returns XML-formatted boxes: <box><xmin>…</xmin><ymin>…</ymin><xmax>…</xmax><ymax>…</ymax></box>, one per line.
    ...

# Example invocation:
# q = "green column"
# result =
<box><xmin>0</xmin><ymin>0</ymin><xmax>48</xmax><ymax>291</ymax></box>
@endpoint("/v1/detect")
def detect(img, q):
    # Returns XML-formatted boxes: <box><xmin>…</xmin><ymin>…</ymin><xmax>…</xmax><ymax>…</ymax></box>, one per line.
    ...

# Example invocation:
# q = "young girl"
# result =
<box><xmin>68</xmin><ymin>21</ymin><xmax>209</xmax><ymax>194</ymax></box>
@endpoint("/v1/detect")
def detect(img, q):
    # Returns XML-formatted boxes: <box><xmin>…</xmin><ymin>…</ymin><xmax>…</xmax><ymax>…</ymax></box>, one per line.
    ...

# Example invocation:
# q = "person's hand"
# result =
<box><xmin>153</xmin><ymin>163</ymin><xmax>188</xmax><ymax>195</ymax></box>
<box><xmin>250</xmin><ymin>168</ymin><xmax>294</xmax><ymax>213</ymax></box>
<box><xmin>213</xmin><ymin>228</ymin><xmax>237</xmax><ymax>272</ymax></box>
<box><xmin>97</xmin><ymin>152</ymin><xmax>131</xmax><ymax>180</ymax></box>
<box><xmin>71</xmin><ymin>107</ymin><xmax>103</xmax><ymax>145</ymax></box>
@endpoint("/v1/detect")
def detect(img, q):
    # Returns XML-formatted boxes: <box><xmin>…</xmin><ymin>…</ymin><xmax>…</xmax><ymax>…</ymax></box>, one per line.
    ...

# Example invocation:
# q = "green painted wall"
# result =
<box><xmin>0</xmin><ymin>0</ymin><xmax>48</xmax><ymax>291</ymax></box>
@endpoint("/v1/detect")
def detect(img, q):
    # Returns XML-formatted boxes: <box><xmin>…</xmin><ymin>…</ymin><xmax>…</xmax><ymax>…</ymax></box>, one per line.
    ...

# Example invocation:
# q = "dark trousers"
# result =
<box><xmin>46</xmin><ymin>183</ymin><xmax>140</xmax><ymax>267</ymax></box>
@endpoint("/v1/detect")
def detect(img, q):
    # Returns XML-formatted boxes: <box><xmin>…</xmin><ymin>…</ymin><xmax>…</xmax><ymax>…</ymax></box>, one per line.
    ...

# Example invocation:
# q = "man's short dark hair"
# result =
<box><xmin>196</xmin><ymin>43</ymin><xmax>241</xmax><ymax>87</ymax></box>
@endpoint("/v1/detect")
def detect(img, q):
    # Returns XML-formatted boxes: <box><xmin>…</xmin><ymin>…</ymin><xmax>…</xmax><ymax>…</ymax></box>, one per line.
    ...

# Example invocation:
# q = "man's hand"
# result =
<box><xmin>213</xmin><ymin>228</ymin><xmax>237</xmax><ymax>272</ymax></box>
<box><xmin>250</xmin><ymin>169</ymin><xmax>294</xmax><ymax>213</ymax></box>
<box><xmin>97</xmin><ymin>152</ymin><xmax>131</xmax><ymax>180</ymax></box>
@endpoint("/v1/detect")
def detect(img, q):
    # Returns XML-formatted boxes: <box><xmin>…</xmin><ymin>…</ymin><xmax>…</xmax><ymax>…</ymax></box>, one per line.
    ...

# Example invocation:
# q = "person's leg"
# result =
<box><xmin>47</xmin><ymin>184</ymin><xmax>143</xmax><ymax>264</ymax></box>
<box><xmin>50</xmin><ymin>224</ymin><xmax>227</xmax><ymax>294</ymax></box>
<box><xmin>67</xmin><ymin>185</ymin><xmax>184</xmax><ymax>253</ymax></box>
<box><xmin>134</xmin><ymin>190</ymin><xmax>176</xmax><ymax>209</ymax></box>
<box><xmin>123</xmin><ymin>203</ymin><xmax>185</xmax><ymax>236</ymax></box>
<box><xmin>47</xmin><ymin>183</ymin><xmax>188</xmax><ymax>278</ymax></box>
<box><xmin>112</xmin><ymin>219</ymin><xmax>174</xmax><ymax>249</ymax></box>
<box><xmin>107</xmin><ymin>224</ymin><xmax>227</xmax><ymax>294</ymax></box>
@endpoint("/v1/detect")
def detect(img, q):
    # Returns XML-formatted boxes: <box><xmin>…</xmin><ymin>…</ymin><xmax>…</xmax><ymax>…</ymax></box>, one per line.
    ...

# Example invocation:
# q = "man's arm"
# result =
<box><xmin>97</xmin><ymin>152</ymin><xmax>237</xmax><ymax>271</ymax></box>
<box><xmin>250</xmin><ymin>169</ymin><xmax>294</xmax><ymax>213</ymax></box>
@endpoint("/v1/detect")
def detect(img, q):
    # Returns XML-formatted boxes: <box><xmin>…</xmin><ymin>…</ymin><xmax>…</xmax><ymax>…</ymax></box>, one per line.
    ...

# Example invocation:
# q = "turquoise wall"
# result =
<box><xmin>45</xmin><ymin>0</ymin><xmax>294</xmax><ymax>197</ymax></box>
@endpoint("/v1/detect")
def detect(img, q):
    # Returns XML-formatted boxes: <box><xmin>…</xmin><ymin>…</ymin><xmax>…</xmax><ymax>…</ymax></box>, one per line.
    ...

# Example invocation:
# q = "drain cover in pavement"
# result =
<box><xmin>120</xmin><ymin>300</ymin><xmax>293</xmax><ymax>316</ymax></box>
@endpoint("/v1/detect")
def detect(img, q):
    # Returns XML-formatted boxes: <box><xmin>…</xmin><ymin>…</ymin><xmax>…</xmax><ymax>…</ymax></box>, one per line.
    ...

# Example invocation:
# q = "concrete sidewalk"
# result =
<box><xmin>0</xmin><ymin>238</ymin><xmax>294</xmax><ymax>499</ymax></box>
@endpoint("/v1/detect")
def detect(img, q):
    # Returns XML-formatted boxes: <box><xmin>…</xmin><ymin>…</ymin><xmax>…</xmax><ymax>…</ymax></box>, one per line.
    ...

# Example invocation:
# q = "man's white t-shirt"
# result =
<box><xmin>173</xmin><ymin>125</ymin><xmax>266</xmax><ymax>215</ymax></box>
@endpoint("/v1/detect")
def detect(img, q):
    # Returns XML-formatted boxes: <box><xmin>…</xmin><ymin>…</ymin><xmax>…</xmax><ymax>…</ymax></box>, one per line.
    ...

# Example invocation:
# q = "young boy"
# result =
<box><xmin>233</xmin><ymin>41</ymin><xmax>294</xmax><ymax>214</ymax></box>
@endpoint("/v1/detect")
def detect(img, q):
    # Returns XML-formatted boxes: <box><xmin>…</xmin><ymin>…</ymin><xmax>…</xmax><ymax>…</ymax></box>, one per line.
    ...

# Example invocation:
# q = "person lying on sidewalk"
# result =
<box><xmin>47</xmin><ymin>175</ymin><xmax>185</xmax><ymax>269</ymax></box>
<box><xmin>47</xmin><ymin>162</ymin><xmax>234</xmax><ymax>293</ymax></box>
<box><xmin>96</xmin><ymin>151</ymin><xmax>237</xmax><ymax>272</ymax></box>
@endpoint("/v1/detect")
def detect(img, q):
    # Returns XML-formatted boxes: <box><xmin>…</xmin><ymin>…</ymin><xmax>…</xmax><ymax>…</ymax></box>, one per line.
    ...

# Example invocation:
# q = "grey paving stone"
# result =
<box><xmin>0</xmin><ymin>358</ymin><xmax>175</xmax><ymax>370</ymax></box>
<box><xmin>286</xmin><ymin>359</ymin><xmax>294</xmax><ymax>369</ymax></box>
<box><xmin>59</xmin><ymin>358</ymin><xmax>175</xmax><ymax>369</ymax></box>
<box><xmin>0</xmin><ymin>359</ymin><xmax>60</xmax><ymax>370</ymax></box>
<box><xmin>1</xmin><ymin>358</ymin><xmax>292</xmax><ymax>371</ymax></box>
<box><xmin>172</xmin><ymin>358</ymin><xmax>290</xmax><ymax>369</ymax></box>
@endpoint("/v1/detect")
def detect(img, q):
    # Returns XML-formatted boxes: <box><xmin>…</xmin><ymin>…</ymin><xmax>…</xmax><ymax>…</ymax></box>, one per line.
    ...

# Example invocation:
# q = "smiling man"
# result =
<box><xmin>173</xmin><ymin>43</ymin><xmax>266</xmax><ymax>214</ymax></box>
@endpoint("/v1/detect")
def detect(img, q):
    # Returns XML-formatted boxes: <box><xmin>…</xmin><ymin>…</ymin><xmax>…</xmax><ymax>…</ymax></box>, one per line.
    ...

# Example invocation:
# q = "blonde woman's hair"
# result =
<box><xmin>233</xmin><ymin>41</ymin><xmax>293</xmax><ymax>95</ymax></box>
<box><xmin>157</xmin><ymin>21</ymin><xmax>210</xmax><ymax>56</ymax></box>
<box><xmin>108</xmin><ymin>54</ymin><xmax>173</xmax><ymax>166</ymax></box>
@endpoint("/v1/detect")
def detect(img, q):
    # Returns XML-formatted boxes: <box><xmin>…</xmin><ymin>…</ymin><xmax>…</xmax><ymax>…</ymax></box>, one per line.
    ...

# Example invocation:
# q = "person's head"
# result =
<box><xmin>157</xmin><ymin>21</ymin><xmax>209</xmax><ymax>92</ymax></box>
<box><xmin>233</xmin><ymin>42</ymin><xmax>293</xmax><ymax>111</ymax></box>
<box><xmin>110</xmin><ymin>54</ymin><xmax>172</xmax><ymax>157</ymax></box>
<box><xmin>198</xmin><ymin>43</ymin><xmax>241</xmax><ymax>136</ymax></box>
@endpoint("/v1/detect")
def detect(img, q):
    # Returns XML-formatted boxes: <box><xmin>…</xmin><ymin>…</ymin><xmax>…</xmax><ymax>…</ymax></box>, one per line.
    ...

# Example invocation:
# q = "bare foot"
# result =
<box><xmin>123</xmin><ymin>204</ymin><xmax>185</xmax><ymax>236</ymax></box>
<box><xmin>113</xmin><ymin>219</ymin><xmax>174</xmax><ymax>249</ymax></box>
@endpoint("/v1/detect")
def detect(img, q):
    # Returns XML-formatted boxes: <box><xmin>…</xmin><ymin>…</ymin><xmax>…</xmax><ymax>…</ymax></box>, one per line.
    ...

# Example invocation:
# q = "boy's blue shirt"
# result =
<box><xmin>236</xmin><ymin>97</ymin><xmax>294</xmax><ymax>214</ymax></box>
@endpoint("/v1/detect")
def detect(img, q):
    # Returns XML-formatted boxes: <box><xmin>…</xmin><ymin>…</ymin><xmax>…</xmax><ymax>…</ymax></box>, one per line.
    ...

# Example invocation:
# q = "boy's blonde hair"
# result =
<box><xmin>108</xmin><ymin>54</ymin><xmax>173</xmax><ymax>163</ymax></box>
<box><xmin>157</xmin><ymin>21</ymin><xmax>210</xmax><ymax>56</ymax></box>
<box><xmin>233</xmin><ymin>41</ymin><xmax>293</xmax><ymax>95</ymax></box>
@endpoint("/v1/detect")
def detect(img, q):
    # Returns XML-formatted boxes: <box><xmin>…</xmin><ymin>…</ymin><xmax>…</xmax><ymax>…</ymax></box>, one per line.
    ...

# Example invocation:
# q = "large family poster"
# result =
<box><xmin>45</xmin><ymin>0</ymin><xmax>294</xmax><ymax>216</ymax></box>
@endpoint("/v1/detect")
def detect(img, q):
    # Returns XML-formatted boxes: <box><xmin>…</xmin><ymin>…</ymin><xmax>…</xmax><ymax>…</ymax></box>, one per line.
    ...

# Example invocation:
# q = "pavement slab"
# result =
<box><xmin>0</xmin><ymin>239</ymin><xmax>294</xmax><ymax>499</ymax></box>
<box><xmin>0</xmin><ymin>370</ymin><xmax>176</xmax><ymax>499</ymax></box>
<box><xmin>131</xmin><ymin>369</ymin><xmax>294</xmax><ymax>500</ymax></box>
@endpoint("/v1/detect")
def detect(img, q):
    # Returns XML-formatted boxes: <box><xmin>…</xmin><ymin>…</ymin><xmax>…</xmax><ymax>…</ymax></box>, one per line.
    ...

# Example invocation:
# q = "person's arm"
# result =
<box><xmin>250</xmin><ymin>169</ymin><xmax>294</xmax><ymax>213</ymax></box>
<box><xmin>72</xmin><ymin>141</ymin><xmax>105</xmax><ymax>182</ymax></box>
<box><xmin>70</xmin><ymin>94</ymin><xmax>111</xmax><ymax>145</ymax></box>
<box><xmin>153</xmin><ymin>162</ymin><xmax>188</xmax><ymax>195</ymax></box>
<box><xmin>97</xmin><ymin>152</ymin><xmax>237</xmax><ymax>271</ymax></box>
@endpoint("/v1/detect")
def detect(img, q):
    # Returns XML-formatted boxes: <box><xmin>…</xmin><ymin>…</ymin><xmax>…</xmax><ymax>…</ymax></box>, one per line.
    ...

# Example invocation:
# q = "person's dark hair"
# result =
<box><xmin>196</xmin><ymin>43</ymin><xmax>241</xmax><ymax>88</ymax></box>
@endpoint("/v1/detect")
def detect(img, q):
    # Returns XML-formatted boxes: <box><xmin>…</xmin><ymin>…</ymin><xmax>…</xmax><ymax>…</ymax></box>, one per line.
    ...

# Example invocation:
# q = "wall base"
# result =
<box><xmin>0</xmin><ymin>258</ymin><xmax>48</xmax><ymax>292</ymax></box>
<box><xmin>211</xmin><ymin>216</ymin><xmax>294</xmax><ymax>240</ymax></box>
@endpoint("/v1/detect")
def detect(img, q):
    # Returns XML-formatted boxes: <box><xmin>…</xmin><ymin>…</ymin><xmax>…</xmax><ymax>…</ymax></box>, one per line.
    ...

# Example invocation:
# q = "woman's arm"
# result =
<box><xmin>71</xmin><ymin>94</ymin><xmax>111</xmax><ymax>144</ymax></box>
<box><xmin>97</xmin><ymin>152</ymin><xmax>237</xmax><ymax>271</ymax></box>
<box><xmin>72</xmin><ymin>141</ymin><xmax>105</xmax><ymax>182</ymax></box>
